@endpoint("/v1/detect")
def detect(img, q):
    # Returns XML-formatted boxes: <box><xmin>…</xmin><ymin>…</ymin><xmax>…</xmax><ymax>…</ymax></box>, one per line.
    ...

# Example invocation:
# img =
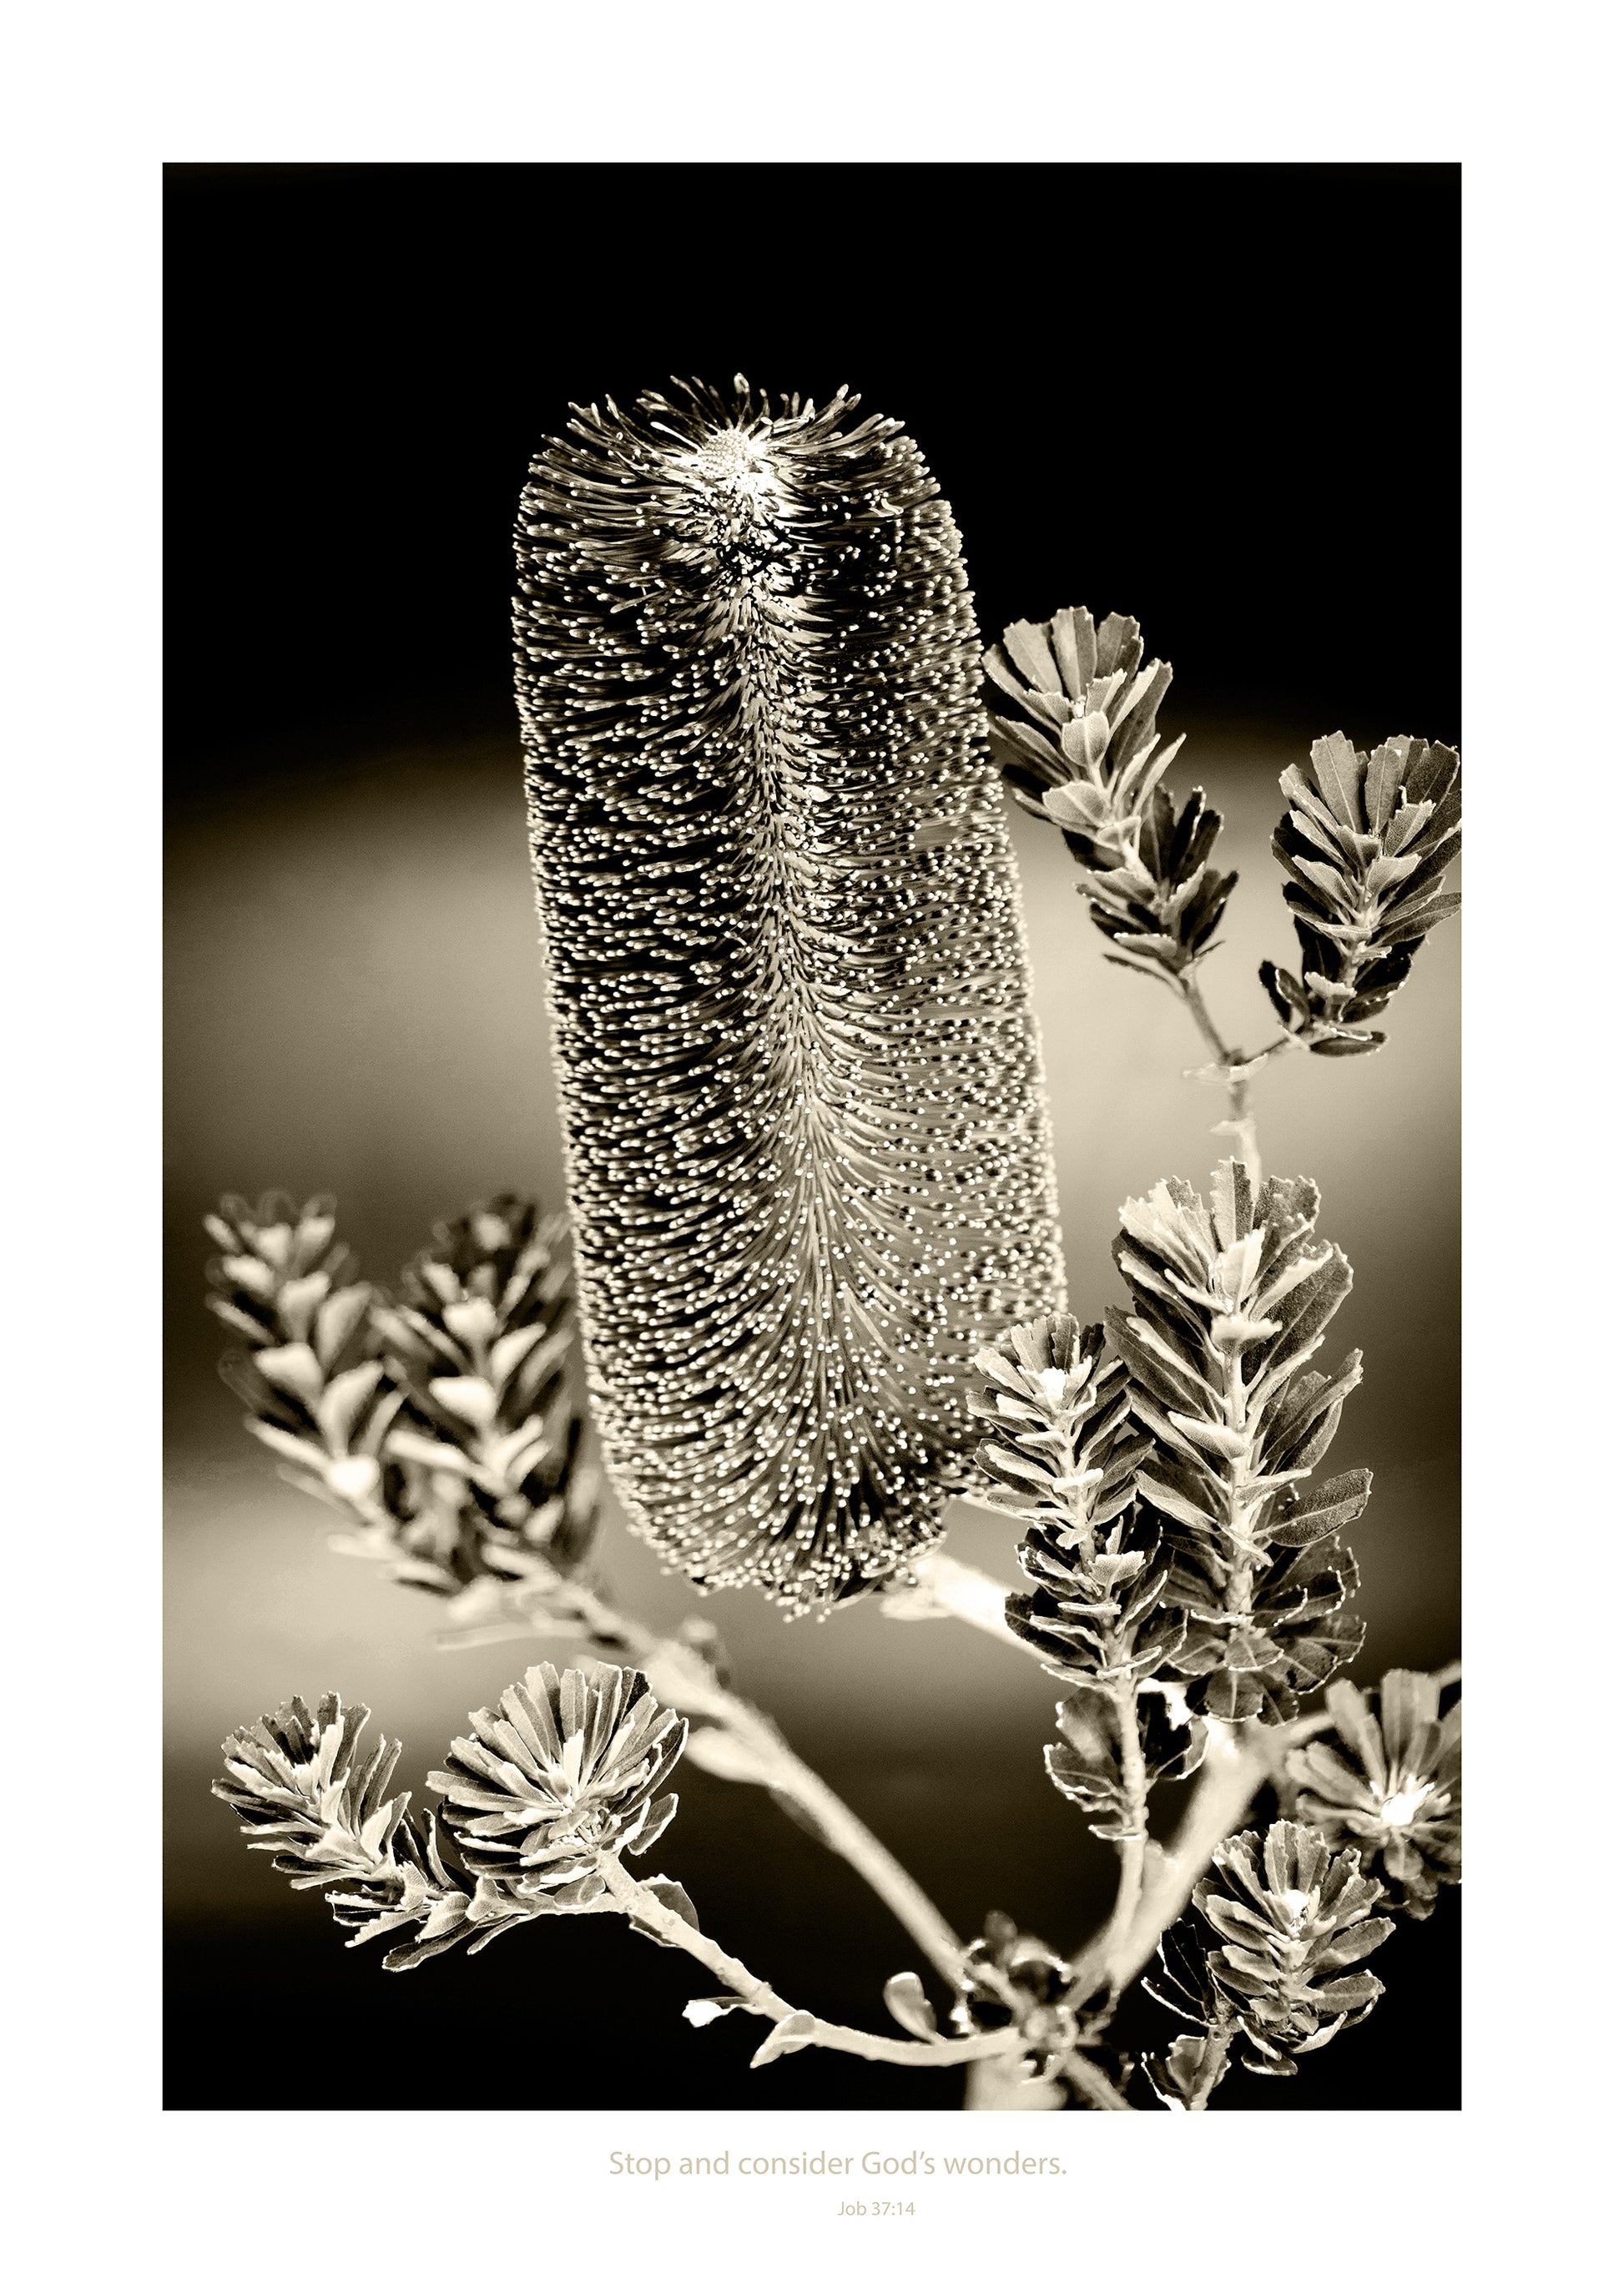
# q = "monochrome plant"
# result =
<box><xmin>208</xmin><ymin>380</ymin><xmax>1461</xmax><ymax>2110</ymax></box>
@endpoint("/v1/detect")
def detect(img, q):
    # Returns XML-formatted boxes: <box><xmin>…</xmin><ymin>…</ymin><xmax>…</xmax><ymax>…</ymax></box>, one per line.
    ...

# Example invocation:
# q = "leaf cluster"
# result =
<box><xmin>1260</xmin><ymin>733</ymin><xmax>1461</xmax><ymax>1056</ymax></box>
<box><xmin>1287</xmin><ymin>1670</ymin><xmax>1461</xmax><ymax>1919</ymax></box>
<box><xmin>206</xmin><ymin>1191</ymin><xmax>602</xmax><ymax>1621</ymax></box>
<box><xmin>984</xmin><ymin>605</ymin><xmax>1235</xmax><ymax>983</ymax></box>
<box><xmin>967</xmin><ymin>1317</ymin><xmax>1183</xmax><ymax>1700</ymax></box>
<box><xmin>1042</xmin><ymin>1687</ymin><xmax>1207</xmax><ymax>1842</ymax></box>
<box><xmin>214</xmin><ymin>1662</ymin><xmax>688</xmax><ymax>1972</ymax></box>
<box><xmin>1106</xmin><ymin>1162</ymin><xmax>1369</xmax><ymax>1723</ymax></box>
<box><xmin>1148</xmin><ymin>1820</ymin><xmax>1394</xmax><ymax>2089</ymax></box>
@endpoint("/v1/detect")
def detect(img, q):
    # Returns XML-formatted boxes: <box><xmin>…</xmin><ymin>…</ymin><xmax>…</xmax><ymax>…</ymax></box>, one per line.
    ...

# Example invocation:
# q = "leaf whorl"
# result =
<box><xmin>214</xmin><ymin>1663</ymin><xmax>688</xmax><ymax>1970</ymax></box>
<box><xmin>1287</xmin><ymin>1670</ymin><xmax>1461</xmax><ymax>1920</ymax></box>
<box><xmin>1148</xmin><ymin>1821</ymin><xmax>1395</xmax><ymax>2080</ymax></box>
<box><xmin>515</xmin><ymin>379</ymin><xmax>1065</xmax><ymax>1615</ymax></box>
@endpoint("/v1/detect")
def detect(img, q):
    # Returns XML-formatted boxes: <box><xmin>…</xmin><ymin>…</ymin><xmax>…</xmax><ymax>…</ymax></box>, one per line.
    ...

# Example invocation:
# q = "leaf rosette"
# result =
<box><xmin>427</xmin><ymin>1662</ymin><xmax>687</xmax><ymax>1903</ymax></box>
<box><xmin>1288</xmin><ymin>1670</ymin><xmax>1461</xmax><ymax>1919</ymax></box>
<box><xmin>1149</xmin><ymin>1820</ymin><xmax>1395</xmax><ymax>2082</ymax></box>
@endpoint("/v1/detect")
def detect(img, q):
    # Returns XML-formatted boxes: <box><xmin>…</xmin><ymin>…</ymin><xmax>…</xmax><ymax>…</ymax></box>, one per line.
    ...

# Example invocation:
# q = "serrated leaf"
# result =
<box><xmin>1308</xmin><ymin>733</ymin><xmax>1364</xmax><ymax>829</ymax></box>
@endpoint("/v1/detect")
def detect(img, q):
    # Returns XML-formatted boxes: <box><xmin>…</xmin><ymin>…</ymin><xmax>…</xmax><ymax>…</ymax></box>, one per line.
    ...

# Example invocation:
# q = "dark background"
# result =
<box><xmin>165</xmin><ymin>160</ymin><xmax>1460</xmax><ymax>800</ymax></box>
<box><xmin>164</xmin><ymin>162</ymin><xmax>1460</xmax><ymax>2113</ymax></box>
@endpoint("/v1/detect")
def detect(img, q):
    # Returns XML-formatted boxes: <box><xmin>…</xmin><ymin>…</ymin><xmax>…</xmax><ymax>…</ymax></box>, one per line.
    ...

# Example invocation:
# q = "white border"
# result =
<box><xmin>9</xmin><ymin>3</ymin><xmax>1611</xmax><ymax>2259</ymax></box>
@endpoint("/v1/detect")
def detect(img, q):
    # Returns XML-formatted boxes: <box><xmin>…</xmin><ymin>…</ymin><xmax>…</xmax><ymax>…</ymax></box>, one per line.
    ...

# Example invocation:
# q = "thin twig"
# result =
<box><xmin>1174</xmin><ymin>970</ymin><xmax>1307</xmax><ymax>1186</ymax></box>
<box><xmin>717</xmin><ymin>1699</ymin><xmax>968</xmax><ymax>1989</ymax></box>
<box><xmin>597</xmin><ymin>1854</ymin><xmax>1009</xmax><ymax>2071</ymax></box>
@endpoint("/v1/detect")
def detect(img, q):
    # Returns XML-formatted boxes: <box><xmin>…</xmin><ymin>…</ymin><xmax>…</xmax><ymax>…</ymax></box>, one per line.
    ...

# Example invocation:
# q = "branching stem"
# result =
<box><xmin>482</xmin><ymin>1583</ymin><xmax>970</xmax><ymax>1988</ymax></box>
<box><xmin>597</xmin><ymin>1853</ymin><xmax>1005</xmax><ymax>2071</ymax></box>
<box><xmin>1174</xmin><ymin>969</ymin><xmax>1306</xmax><ymax>1187</ymax></box>
<box><xmin>1102</xmin><ymin>1656</ymin><xmax>1460</xmax><ymax>1998</ymax></box>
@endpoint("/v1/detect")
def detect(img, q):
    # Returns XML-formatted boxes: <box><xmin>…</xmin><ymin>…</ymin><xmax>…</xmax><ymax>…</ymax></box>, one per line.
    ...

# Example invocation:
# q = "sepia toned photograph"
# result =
<box><xmin>164</xmin><ymin>159</ymin><xmax>1461</xmax><ymax>2115</ymax></box>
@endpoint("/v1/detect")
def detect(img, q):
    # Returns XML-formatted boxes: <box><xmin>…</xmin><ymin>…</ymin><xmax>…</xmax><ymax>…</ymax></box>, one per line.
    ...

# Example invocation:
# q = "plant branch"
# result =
<box><xmin>1066</xmin><ymin>1657</ymin><xmax>1462</xmax><ymax>2004</ymax></box>
<box><xmin>1102</xmin><ymin>1675</ymin><xmax>1149</xmax><ymax>1984</ymax></box>
<box><xmin>1174</xmin><ymin>970</ymin><xmax>1306</xmax><ymax>1186</ymax></box>
<box><xmin>1188</xmin><ymin>2018</ymin><xmax>1237</xmax><ymax>2111</ymax></box>
<box><xmin>467</xmin><ymin>1580</ymin><xmax>971</xmax><ymax>1989</ymax></box>
<box><xmin>713</xmin><ymin>1693</ymin><xmax>969</xmax><ymax>1990</ymax></box>
<box><xmin>879</xmin><ymin>1548</ymin><xmax>1031</xmax><ymax>1651</ymax></box>
<box><xmin>1178</xmin><ymin>969</ymin><xmax>1233</xmax><ymax>1066</ymax></box>
<box><xmin>597</xmin><ymin>1854</ymin><xmax>1011</xmax><ymax>2071</ymax></box>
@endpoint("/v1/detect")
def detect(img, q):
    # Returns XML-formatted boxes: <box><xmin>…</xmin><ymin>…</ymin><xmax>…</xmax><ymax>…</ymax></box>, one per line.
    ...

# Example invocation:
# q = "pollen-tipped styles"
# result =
<box><xmin>514</xmin><ymin>378</ymin><xmax>1064</xmax><ymax>1614</ymax></box>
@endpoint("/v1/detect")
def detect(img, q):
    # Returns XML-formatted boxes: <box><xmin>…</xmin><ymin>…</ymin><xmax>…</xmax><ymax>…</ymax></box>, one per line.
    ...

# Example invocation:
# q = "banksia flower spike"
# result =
<box><xmin>1154</xmin><ymin>1821</ymin><xmax>1395</xmax><ymax>2081</ymax></box>
<box><xmin>1289</xmin><ymin>1670</ymin><xmax>1462</xmax><ymax>1919</ymax></box>
<box><xmin>515</xmin><ymin>379</ymin><xmax>1064</xmax><ymax>1614</ymax></box>
<box><xmin>984</xmin><ymin>606</ymin><xmax>1236</xmax><ymax>983</ymax></box>
<box><xmin>1107</xmin><ymin>1162</ymin><xmax>1369</xmax><ymax>1721</ymax></box>
<box><xmin>1260</xmin><ymin>732</ymin><xmax>1462</xmax><ymax>1054</ymax></box>
<box><xmin>427</xmin><ymin>1661</ymin><xmax>686</xmax><ymax>1905</ymax></box>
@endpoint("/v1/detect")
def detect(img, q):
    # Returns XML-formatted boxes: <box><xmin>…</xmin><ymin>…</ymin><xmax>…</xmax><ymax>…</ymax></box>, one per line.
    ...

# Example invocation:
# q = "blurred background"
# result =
<box><xmin>164</xmin><ymin>162</ymin><xmax>1460</xmax><ymax>2110</ymax></box>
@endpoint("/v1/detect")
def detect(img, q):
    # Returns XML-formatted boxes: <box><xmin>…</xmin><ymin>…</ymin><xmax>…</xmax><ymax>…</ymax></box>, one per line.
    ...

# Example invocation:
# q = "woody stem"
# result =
<box><xmin>1188</xmin><ymin>2017</ymin><xmax>1238</xmax><ymax>2111</ymax></box>
<box><xmin>521</xmin><ymin>1586</ymin><xmax>967</xmax><ymax>1988</ymax></box>
<box><xmin>1102</xmin><ymin>1673</ymin><xmax>1150</xmax><ymax>1983</ymax></box>
<box><xmin>597</xmin><ymin>1852</ymin><xmax>1004</xmax><ymax>2072</ymax></box>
